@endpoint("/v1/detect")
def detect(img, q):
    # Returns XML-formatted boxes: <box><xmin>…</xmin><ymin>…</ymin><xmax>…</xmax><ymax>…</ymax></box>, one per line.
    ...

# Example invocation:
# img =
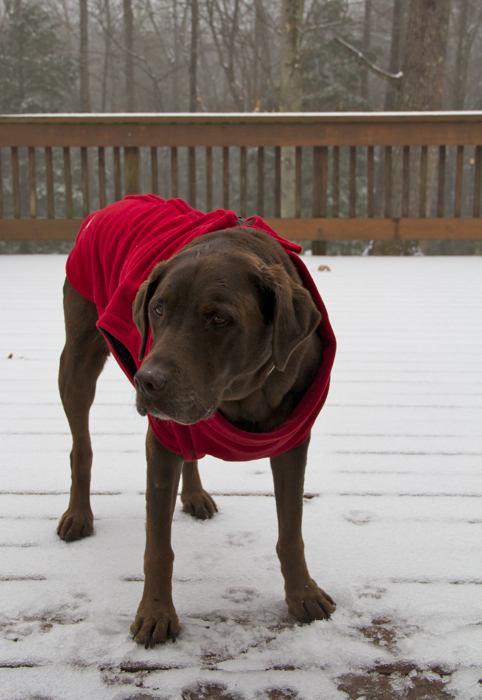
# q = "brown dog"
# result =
<box><xmin>57</xmin><ymin>211</ymin><xmax>335</xmax><ymax>648</ymax></box>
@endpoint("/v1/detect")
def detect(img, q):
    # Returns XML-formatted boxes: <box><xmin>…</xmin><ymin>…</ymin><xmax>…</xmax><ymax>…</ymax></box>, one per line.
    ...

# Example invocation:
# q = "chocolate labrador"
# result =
<box><xmin>57</xmin><ymin>220</ymin><xmax>336</xmax><ymax>647</ymax></box>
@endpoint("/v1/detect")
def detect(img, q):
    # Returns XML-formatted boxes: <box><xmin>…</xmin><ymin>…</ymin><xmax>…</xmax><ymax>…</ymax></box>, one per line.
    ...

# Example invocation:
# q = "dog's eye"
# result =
<box><xmin>212</xmin><ymin>315</ymin><xmax>226</xmax><ymax>326</ymax></box>
<box><xmin>154</xmin><ymin>305</ymin><xmax>164</xmax><ymax>317</ymax></box>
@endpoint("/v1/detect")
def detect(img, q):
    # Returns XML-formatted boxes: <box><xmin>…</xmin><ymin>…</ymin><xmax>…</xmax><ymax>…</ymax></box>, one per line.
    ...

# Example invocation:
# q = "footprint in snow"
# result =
<box><xmin>222</xmin><ymin>587</ymin><xmax>260</xmax><ymax>603</ymax></box>
<box><xmin>343</xmin><ymin>510</ymin><xmax>377</xmax><ymax>526</ymax></box>
<box><xmin>225</xmin><ymin>531</ymin><xmax>256</xmax><ymax>546</ymax></box>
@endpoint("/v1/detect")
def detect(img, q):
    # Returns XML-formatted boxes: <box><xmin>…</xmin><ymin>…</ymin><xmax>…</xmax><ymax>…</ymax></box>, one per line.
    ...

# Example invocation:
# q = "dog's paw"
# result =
<box><xmin>181</xmin><ymin>489</ymin><xmax>217</xmax><ymax>520</ymax></box>
<box><xmin>130</xmin><ymin>602</ymin><xmax>181</xmax><ymax>648</ymax></box>
<box><xmin>57</xmin><ymin>509</ymin><xmax>94</xmax><ymax>541</ymax></box>
<box><xmin>286</xmin><ymin>579</ymin><xmax>336</xmax><ymax>622</ymax></box>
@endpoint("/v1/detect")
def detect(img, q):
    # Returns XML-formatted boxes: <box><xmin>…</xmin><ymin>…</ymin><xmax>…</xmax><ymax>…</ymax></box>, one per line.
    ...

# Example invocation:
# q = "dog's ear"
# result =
<box><xmin>262</xmin><ymin>265</ymin><xmax>321</xmax><ymax>372</ymax></box>
<box><xmin>132</xmin><ymin>261</ymin><xmax>167</xmax><ymax>361</ymax></box>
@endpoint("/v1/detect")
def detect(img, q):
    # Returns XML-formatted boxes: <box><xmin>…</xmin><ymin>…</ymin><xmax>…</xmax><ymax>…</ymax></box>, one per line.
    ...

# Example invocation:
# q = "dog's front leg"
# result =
<box><xmin>131</xmin><ymin>426</ymin><xmax>183</xmax><ymax>647</ymax></box>
<box><xmin>270</xmin><ymin>436</ymin><xmax>336</xmax><ymax>623</ymax></box>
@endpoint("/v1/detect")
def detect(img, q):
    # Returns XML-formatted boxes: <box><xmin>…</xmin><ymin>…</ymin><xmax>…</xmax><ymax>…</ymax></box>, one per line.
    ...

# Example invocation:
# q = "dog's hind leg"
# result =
<box><xmin>180</xmin><ymin>461</ymin><xmax>217</xmax><ymax>519</ymax></box>
<box><xmin>57</xmin><ymin>279</ymin><xmax>110</xmax><ymax>541</ymax></box>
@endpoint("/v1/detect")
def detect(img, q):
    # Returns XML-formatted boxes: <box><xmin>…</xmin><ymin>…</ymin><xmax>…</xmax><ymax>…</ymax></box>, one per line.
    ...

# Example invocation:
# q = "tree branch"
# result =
<box><xmin>95</xmin><ymin>13</ymin><xmax>185</xmax><ymax>91</ymax></box>
<box><xmin>303</xmin><ymin>20</ymin><xmax>342</xmax><ymax>34</ymax></box>
<box><xmin>206</xmin><ymin>0</ymin><xmax>244</xmax><ymax>110</ymax></box>
<box><xmin>334</xmin><ymin>35</ymin><xmax>403</xmax><ymax>83</ymax></box>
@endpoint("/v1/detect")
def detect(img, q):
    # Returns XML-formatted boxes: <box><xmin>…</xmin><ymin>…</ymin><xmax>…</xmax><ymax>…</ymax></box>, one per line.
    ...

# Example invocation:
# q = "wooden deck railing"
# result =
<box><xmin>0</xmin><ymin>112</ymin><xmax>481</xmax><ymax>242</ymax></box>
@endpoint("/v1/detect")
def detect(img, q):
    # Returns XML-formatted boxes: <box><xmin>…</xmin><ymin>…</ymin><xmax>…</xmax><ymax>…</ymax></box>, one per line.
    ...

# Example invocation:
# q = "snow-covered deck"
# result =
<box><xmin>1</xmin><ymin>255</ymin><xmax>481</xmax><ymax>700</ymax></box>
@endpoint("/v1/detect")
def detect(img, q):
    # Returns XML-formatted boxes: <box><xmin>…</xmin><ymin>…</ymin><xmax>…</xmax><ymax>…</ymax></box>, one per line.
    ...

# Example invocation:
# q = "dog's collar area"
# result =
<box><xmin>100</xmin><ymin>327</ymin><xmax>138</xmax><ymax>379</ymax></box>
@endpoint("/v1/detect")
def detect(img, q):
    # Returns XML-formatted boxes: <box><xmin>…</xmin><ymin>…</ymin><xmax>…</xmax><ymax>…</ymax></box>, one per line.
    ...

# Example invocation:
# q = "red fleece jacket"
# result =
<box><xmin>66</xmin><ymin>195</ymin><xmax>336</xmax><ymax>462</ymax></box>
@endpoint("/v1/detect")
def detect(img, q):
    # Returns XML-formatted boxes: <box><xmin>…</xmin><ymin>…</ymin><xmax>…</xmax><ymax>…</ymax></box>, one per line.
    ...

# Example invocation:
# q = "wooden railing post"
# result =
<box><xmin>257</xmin><ymin>147</ymin><xmax>264</xmax><ymax>217</ymax></box>
<box><xmin>81</xmin><ymin>146</ymin><xmax>89</xmax><ymax>217</ymax></box>
<box><xmin>150</xmin><ymin>147</ymin><xmax>158</xmax><ymax>196</ymax></box>
<box><xmin>223</xmin><ymin>146</ymin><xmax>229</xmax><ymax>209</ymax></box>
<box><xmin>332</xmin><ymin>146</ymin><xmax>339</xmax><ymax>218</ymax></box>
<box><xmin>98</xmin><ymin>147</ymin><xmax>106</xmax><ymax>209</ymax></box>
<box><xmin>171</xmin><ymin>147</ymin><xmax>178</xmax><ymax>199</ymax></box>
<box><xmin>281</xmin><ymin>146</ymin><xmax>295</xmax><ymax>218</ymax></box>
<box><xmin>12</xmin><ymin>147</ymin><xmax>21</xmax><ymax>218</ymax></box>
<box><xmin>124</xmin><ymin>146</ymin><xmax>140</xmax><ymax>195</ymax></box>
<box><xmin>312</xmin><ymin>146</ymin><xmax>328</xmax><ymax>255</ymax></box>
<box><xmin>28</xmin><ymin>147</ymin><xmax>37</xmax><ymax>218</ymax></box>
<box><xmin>367</xmin><ymin>146</ymin><xmax>374</xmax><ymax>218</ymax></box>
<box><xmin>240</xmin><ymin>146</ymin><xmax>247</xmax><ymax>218</ymax></box>
<box><xmin>474</xmin><ymin>145</ymin><xmax>482</xmax><ymax>217</ymax></box>
<box><xmin>189</xmin><ymin>146</ymin><xmax>196</xmax><ymax>208</ymax></box>
<box><xmin>45</xmin><ymin>147</ymin><xmax>55</xmax><ymax>219</ymax></box>
<box><xmin>0</xmin><ymin>150</ymin><xmax>3</xmax><ymax>218</ymax></box>
<box><xmin>205</xmin><ymin>147</ymin><xmax>213</xmax><ymax>211</ymax></box>
<box><xmin>114</xmin><ymin>147</ymin><xmax>122</xmax><ymax>201</ymax></box>
<box><xmin>420</xmin><ymin>146</ymin><xmax>428</xmax><ymax>217</ymax></box>
<box><xmin>63</xmin><ymin>147</ymin><xmax>73</xmax><ymax>219</ymax></box>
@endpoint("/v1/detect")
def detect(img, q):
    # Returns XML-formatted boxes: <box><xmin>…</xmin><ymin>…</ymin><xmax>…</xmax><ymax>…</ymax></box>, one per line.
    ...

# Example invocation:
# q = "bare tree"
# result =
<box><xmin>206</xmin><ymin>0</ymin><xmax>244</xmax><ymax>111</ymax></box>
<box><xmin>252</xmin><ymin>0</ymin><xmax>264</xmax><ymax>107</ymax></box>
<box><xmin>80</xmin><ymin>0</ymin><xmax>91</xmax><ymax>111</ymax></box>
<box><xmin>375</xmin><ymin>0</ymin><xmax>404</xmax><ymax>216</ymax></box>
<box><xmin>384</xmin><ymin>0</ymin><xmax>405</xmax><ymax>110</ymax></box>
<box><xmin>100</xmin><ymin>0</ymin><xmax>112</xmax><ymax>112</ymax></box>
<box><xmin>397</xmin><ymin>0</ymin><xmax>451</xmax><ymax>111</ymax></box>
<box><xmin>280</xmin><ymin>0</ymin><xmax>304</xmax><ymax>111</ymax></box>
<box><xmin>189</xmin><ymin>0</ymin><xmax>198</xmax><ymax>112</ymax></box>
<box><xmin>452</xmin><ymin>0</ymin><xmax>482</xmax><ymax>109</ymax></box>
<box><xmin>123</xmin><ymin>0</ymin><xmax>134</xmax><ymax>111</ymax></box>
<box><xmin>171</xmin><ymin>0</ymin><xmax>184</xmax><ymax>111</ymax></box>
<box><xmin>280</xmin><ymin>0</ymin><xmax>304</xmax><ymax>225</ymax></box>
<box><xmin>360</xmin><ymin>0</ymin><xmax>372</xmax><ymax>102</ymax></box>
<box><xmin>373</xmin><ymin>0</ymin><xmax>451</xmax><ymax>254</ymax></box>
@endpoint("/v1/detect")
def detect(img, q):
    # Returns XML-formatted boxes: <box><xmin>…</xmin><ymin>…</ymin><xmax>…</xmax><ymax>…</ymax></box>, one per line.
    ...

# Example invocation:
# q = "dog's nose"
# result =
<box><xmin>134</xmin><ymin>368</ymin><xmax>168</xmax><ymax>397</ymax></box>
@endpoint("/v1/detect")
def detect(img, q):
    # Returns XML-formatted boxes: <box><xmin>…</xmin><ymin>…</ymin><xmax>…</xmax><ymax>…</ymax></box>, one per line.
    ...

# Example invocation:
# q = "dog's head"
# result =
<box><xmin>132</xmin><ymin>230</ymin><xmax>320</xmax><ymax>425</ymax></box>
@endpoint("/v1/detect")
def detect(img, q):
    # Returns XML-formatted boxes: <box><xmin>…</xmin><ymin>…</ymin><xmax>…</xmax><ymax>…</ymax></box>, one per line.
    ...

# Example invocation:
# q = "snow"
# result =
<box><xmin>0</xmin><ymin>254</ymin><xmax>481</xmax><ymax>700</ymax></box>
<box><xmin>5</xmin><ymin>110</ymin><xmax>480</xmax><ymax>118</ymax></box>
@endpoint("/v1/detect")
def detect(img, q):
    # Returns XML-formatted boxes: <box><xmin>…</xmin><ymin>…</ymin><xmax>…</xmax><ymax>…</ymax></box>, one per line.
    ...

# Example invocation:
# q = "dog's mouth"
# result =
<box><xmin>136</xmin><ymin>396</ymin><xmax>216</xmax><ymax>425</ymax></box>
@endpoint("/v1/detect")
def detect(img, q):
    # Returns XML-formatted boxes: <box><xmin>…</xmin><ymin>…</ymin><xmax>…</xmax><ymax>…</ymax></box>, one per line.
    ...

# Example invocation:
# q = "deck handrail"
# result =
<box><xmin>1</xmin><ymin>112</ymin><xmax>481</xmax><ymax>242</ymax></box>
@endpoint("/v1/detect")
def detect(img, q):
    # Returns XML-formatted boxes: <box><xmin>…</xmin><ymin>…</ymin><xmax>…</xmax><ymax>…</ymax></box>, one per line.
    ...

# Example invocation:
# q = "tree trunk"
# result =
<box><xmin>384</xmin><ymin>0</ymin><xmax>404</xmax><ymax>111</ymax></box>
<box><xmin>79</xmin><ymin>0</ymin><xmax>91</xmax><ymax>112</ymax></box>
<box><xmin>360</xmin><ymin>0</ymin><xmax>372</xmax><ymax>102</ymax></box>
<box><xmin>189</xmin><ymin>0</ymin><xmax>198</xmax><ymax>112</ymax></box>
<box><xmin>375</xmin><ymin>0</ymin><xmax>404</xmax><ymax>218</ymax></box>
<box><xmin>397</xmin><ymin>0</ymin><xmax>451</xmax><ymax>112</ymax></box>
<box><xmin>13</xmin><ymin>0</ymin><xmax>25</xmax><ymax>109</ymax></box>
<box><xmin>398</xmin><ymin>0</ymin><xmax>451</xmax><ymax>221</ymax></box>
<box><xmin>280</xmin><ymin>0</ymin><xmax>304</xmax><ymax>111</ymax></box>
<box><xmin>206</xmin><ymin>0</ymin><xmax>244</xmax><ymax>111</ymax></box>
<box><xmin>123</xmin><ymin>0</ymin><xmax>135</xmax><ymax>112</ymax></box>
<box><xmin>453</xmin><ymin>0</ymin><xmax>468</xmax><ymax>109</ymax></box>
<box><xmin>172</xmin><ymin>0</ymin><xmax>180</xmax><ymax>112</ymax></box>
<box><xmin>370</xmin><ymin>0</ymin><xmax>451</xmax><ymax>255</ymax></box>
<box><xmin>101</xmin><ymin>0</ymin><xmax>111</xmax><ymax>112</ymax></box>
<box><xmin>280</xmin><ymin>0</ymin><xmax>304</xmax><ymax>235</ymax></box>
<box><xmin>253</xmin><ymin>0</ymin><xmax>264</xmax><ymax>106</ymax></box>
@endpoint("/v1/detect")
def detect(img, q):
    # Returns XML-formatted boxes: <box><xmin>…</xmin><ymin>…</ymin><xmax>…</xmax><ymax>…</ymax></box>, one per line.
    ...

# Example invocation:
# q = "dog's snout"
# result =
<box><xmin>134</xmin><ymin>367</ymin><xmax>168</xmax><ymax>397</ymax></box>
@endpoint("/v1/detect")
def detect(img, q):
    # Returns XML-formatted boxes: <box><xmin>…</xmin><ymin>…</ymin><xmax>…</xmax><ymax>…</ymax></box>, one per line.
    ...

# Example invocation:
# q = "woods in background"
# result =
<box><xmin>0</xmin><ymin>0</ymin><xmax>481</xmax><ymax>116</ymax></box>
